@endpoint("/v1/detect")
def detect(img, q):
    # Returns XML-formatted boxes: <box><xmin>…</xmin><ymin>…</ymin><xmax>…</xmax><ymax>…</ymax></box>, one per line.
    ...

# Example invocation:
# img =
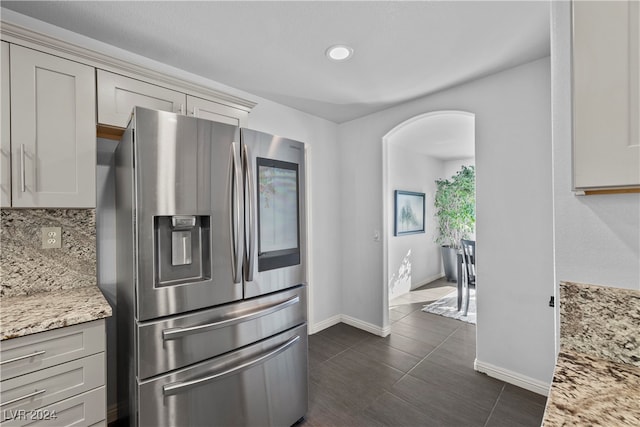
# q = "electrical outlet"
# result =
<box><xmin>41</xmin><ymin>227</ymin><xmax>62</xmax><ymax>249</ymax></box>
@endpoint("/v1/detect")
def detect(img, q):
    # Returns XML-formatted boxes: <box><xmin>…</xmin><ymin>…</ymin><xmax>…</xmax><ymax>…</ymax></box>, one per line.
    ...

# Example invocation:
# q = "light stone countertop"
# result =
<box><xmin>543</xmin><ymin>282</ymin><xmax>640</xmax><ymax>425</ymax></box>
<box><xmin>0</xmin><ymin>285</ymin><xmax>112</xmax><ymax>340</ymax></box>
<box><xmin>543</xmin><ymin>349</ymin><xmax>640</xmax><ymax>426</ymax></box>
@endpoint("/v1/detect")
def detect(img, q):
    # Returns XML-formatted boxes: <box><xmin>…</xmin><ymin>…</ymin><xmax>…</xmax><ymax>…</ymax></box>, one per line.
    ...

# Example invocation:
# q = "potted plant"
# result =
<box><xmin>434</xmin><ymin>165</ymin><xmax>475</xmax><ymax>282</ymax></box>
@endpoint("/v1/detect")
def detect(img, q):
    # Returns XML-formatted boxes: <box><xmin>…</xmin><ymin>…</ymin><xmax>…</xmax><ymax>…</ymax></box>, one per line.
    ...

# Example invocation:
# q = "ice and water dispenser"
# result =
<box><xmin>154</xmin><ymin>215</ymin><xmax>211</xmax><ymax>286</ymax></box>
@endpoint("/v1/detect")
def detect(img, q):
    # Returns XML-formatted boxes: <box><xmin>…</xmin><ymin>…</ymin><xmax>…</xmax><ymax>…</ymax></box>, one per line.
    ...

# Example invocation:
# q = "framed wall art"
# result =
<box><xmin>394</xmin><ymin>190</ymin><xmax>425</xmax><ymax>236</ymax></box>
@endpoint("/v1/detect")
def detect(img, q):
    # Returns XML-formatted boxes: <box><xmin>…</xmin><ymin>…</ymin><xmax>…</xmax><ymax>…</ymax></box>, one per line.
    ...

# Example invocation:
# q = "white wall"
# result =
<box><xmin>387</xmin><ymin>145</ymin><xmax>443</xmax><ymax>299</ymax></box>
<box><xmin>551</xmin><ymin>2</ymin><xmax>640</xmax><ymax>293</ymax></box>
<box><xmin>338</xmin><ymin>57</ymin><xmax>555</xmax><ymax>392</ymax></box>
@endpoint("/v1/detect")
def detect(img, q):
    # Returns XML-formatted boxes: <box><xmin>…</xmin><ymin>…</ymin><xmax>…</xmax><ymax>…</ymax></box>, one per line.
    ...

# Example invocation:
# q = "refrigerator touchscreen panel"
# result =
<box><xmin>256</xmin><ymin>157</ymin><xmax>300</xmax><ymax>271</ymax></box>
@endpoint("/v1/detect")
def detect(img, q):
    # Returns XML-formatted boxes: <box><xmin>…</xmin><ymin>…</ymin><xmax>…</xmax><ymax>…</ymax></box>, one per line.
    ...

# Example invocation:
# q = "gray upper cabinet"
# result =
<box><xmin>573</xmin><ymin>0</ymin><xmax>640</xmax><ymax>190</ymax></box>
<box><xmin>9</xmin><ymin>45</ymin><xmax>96</xmax><ymax>208</ymax></box>
<box><xmin>97</xmin><ymin>69</ymin><xmax>186</xmax><ymax>127</ymax></box>
<box><xmin>98</xmin><ymin>70</ymin><xmax>249</xmax><ymax>128</ymax></box>
<box><xmin>187</xmin><ymin>95</ymin><xmax>248</xmax><ymax>126</ymax></box>
<box><xmin>1</xmin><ymin>42</ymin><xmax>10</xmax><ymax>207</ymax></box>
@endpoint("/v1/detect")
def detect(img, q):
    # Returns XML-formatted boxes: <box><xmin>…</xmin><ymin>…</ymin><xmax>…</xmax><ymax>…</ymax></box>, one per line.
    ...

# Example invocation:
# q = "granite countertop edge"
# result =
<box><xmin>543</xmin><ymin>349</ymin><xmax>640</xmax><ymax>426</ymax></box>
<box><xmin>0</xmin><ymin>285</ymin><xmax>112</xmax><ymax>341</ymax></box>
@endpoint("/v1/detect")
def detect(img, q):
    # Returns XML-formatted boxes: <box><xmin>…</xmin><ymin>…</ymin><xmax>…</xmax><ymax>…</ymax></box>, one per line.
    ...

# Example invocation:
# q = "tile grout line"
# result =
<box><xmin>382</xmin><ymin>325</ymin><xmax>467</xmax><ymax>425</ymax></box>
<box><xmin>348</xmin><ymin>339</ymin><xmax>421</xmax><ymax>371</ymax></box>
<box><xmin>394</xmin><ymin>323</ymin><xmax>463</xmax><ymax>386</ymax></box>
<box><xmin>483</xmin><ymin>383</ymin><xmax>506</xmax><ymax>427</ymax></box>
<box><xmin>311</xmin><ymin>331</ymin><xmax>371</xmax><ymax>365</ymax></box>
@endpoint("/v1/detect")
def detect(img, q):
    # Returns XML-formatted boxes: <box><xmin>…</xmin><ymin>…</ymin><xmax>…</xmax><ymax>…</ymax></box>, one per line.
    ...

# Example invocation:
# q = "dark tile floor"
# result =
<box><xmin>301</xmin><ymin>281</ymin><xmax>547</xmax><ymax>427</ymax></box>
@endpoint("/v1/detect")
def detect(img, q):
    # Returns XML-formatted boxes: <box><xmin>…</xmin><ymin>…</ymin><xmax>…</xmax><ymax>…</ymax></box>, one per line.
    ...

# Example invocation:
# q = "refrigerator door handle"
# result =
<box><xmin>230</xmin><ymin>142</ymin><xmax>243</xmax><ymax>284</ymax></box>
<box><xmin>243</xmin><ymin>143</ymin><xmax>256</xmax><ymax>282</ymax></box>
<box><xmin>162</xmin><ymin>335</ymin><xmax>300</xmax><ymax>396</ymax></box>
<box><xmin>162</xmin><ymin>295</ymin><xmax>300</xmax><ymax>340</ymax></box>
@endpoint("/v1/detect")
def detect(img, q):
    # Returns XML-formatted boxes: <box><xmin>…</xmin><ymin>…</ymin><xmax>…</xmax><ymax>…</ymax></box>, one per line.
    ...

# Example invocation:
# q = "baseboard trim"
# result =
<box><xmin>474</xmin><ymin>359</ymin><xmax>550</xmax><ymax>396</ymax></box>
<box><xmin>309</xmin><ymin>314</ymin><xmax>342</xmax><ymax>334</ymax></box>
<box><xmin>341</xmin><ymin>315</ymin><xmax>390</xmax><ymax>337</ymax></box>
<box><xmin>410</xmin><ymin>272</ymin><xmax>445</xmax><ymax>290</ymax></box>
<box><xmin>309</xmin><ymin>314</ymin><xmax>390</xmax><ymax>337</ymax></box>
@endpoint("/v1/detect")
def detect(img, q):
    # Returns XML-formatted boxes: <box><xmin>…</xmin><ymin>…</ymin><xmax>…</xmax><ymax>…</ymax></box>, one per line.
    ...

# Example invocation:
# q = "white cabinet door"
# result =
<box><xmin>10</xmin><ymin>45</ymin><xmax>96</xmax><ymax>207</ymax></box>
<box><xmin>97</xmin><ymin>69</ymin><xmax>186</xmax><ymax>127</ymax></box>
<box><xmin>1</xmin><ymin>42</ymin><xmax>10</xmax><ymax>207</ymax></box>
<box><xmin>187</xmin><ymin>95</ymin><xmax>248</xmax><ymax>126</ymax></box>
<box><xmin>0</xmin><ymin>353</ymin><xmax>104</xmax><ymax>415</ymax></box>
<box><xmin>573</xmin><ymin>0</ymin><xmax>640</xmax><ymax>189</ymax></box>
<box><xmin>0</xmin><ymin>320</ymin><xmax>105</xmax><ymax>381</ymax></box>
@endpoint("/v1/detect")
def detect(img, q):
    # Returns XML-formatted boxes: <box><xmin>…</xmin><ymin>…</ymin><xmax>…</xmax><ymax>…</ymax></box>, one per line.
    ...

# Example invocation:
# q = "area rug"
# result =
<box><xmin>422</xmin><ymin>289</ymin><xmax>476</xmax><ymax>324</ymax></box>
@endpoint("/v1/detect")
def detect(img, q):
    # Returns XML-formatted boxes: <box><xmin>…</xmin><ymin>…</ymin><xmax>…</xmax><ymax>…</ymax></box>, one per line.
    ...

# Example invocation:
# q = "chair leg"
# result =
<box><xmin>459</xmin><ymin>262</ymin><xmax>466</xmax><ymax>313</ymax></box>
<box><xmin>457</xmin><ymin>254</ymin><xmax>463</xmax><ymax>311</ymax></box>
<box><xmin>463</xmin><ymin>281</ymin><xmax>470</xmax><ymax>316</ymax></box>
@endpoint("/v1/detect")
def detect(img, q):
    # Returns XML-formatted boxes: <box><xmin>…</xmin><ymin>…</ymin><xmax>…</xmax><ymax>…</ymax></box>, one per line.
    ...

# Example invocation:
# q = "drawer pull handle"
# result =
<box><xmin>162</xmin><ymin>295</ymin><xmax>300</xmax><ymax>340</ymax></box>
<box><xmin>0</xmin><ymin>388</ymin><xmax>46</xmax><ymax>407</ymax></box>
<box><xmin>0</xmin><ymin>350</ymin><xmax>45</xmax><ymax>366</ymax></box>
<box><xmin>162</xmin><ymin>335</ymin><xmax>300</xmax><ymax>396</ymax></box>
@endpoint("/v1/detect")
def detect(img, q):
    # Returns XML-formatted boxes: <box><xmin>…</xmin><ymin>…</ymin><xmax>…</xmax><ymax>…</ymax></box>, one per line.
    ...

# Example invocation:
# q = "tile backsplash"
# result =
<box><xmin>1</xmin><ymin>209</ymin><xmax>96</xmax><ymax>297</ymax></box>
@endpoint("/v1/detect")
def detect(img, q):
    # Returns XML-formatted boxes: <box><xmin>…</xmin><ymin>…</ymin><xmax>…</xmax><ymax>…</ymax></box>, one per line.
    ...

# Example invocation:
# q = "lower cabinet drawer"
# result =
<box><xmin>0</xmin><ymin>320</ymin><xmax>105</xmax><ymax>381</ymax></box>
<box><xmin>1</xmin><ymin>386</ymin><xmax>105</xmax><ymax>427</ymax></box>
<box><xmin>0</xmin><ymin>353</ymin><xmax>104</xmax><ymax>415</ymax></box>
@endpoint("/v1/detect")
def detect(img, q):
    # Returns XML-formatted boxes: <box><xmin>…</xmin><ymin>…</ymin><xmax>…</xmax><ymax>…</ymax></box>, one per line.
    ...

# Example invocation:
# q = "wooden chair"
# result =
<box><xmin>460</xmin><ymin>239</ymin><xmax>476</xmax><ymax>316</ymax></box>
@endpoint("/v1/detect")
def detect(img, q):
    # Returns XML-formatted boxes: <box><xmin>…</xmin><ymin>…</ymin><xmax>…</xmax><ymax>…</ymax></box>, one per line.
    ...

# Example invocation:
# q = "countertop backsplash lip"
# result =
<box><xmin>559</xmin><ymin>281</ymin><xmax>640</xmax><ymax>367</ymax></box>
<box><xmin>0</xmin><ymin>208</ymin><xmax>97</xmax><ymax>298</ymax></box>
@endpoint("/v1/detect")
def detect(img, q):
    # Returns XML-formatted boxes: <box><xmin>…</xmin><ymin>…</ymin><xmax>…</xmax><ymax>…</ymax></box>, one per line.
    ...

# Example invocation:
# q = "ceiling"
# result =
<box><xmin>1</xmin><ymin>1</ymin><xmax>551</xmax><ymax>124</ymax></box>
<box><xmin>390</xmin><ymin>112</ymin><xmax>475</xmax><ymax>160</ymax></box>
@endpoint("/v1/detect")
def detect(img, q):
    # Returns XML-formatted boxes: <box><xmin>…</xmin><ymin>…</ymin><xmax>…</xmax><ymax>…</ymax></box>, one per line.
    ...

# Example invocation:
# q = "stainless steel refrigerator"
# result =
<box><xmin>115</xmin><ymin>107</ymin><xmax>307</xmax><ymax>426</ymax></box>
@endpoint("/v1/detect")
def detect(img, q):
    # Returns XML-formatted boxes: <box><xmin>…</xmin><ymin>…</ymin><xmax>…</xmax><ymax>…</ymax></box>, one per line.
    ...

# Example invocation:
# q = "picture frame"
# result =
<box><xmin>394</xmin><ymin>190</ymin><xmax>425</xmax><ymax>236</ymax></box>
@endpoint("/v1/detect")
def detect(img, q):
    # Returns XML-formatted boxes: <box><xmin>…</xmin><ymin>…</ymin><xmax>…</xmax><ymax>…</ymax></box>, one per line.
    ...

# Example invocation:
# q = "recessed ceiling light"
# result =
<box><xmin>326</xmin><ymin>45</ymin><xmax>353</xmax><ymax>61</ymax></box>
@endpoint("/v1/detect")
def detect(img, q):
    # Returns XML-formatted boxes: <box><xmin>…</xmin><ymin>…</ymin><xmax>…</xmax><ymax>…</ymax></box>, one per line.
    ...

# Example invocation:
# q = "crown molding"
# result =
<box><xmin>0</xmin><ymin>19</ymin><xmax>257</xmax><ymax>112</ymax></box>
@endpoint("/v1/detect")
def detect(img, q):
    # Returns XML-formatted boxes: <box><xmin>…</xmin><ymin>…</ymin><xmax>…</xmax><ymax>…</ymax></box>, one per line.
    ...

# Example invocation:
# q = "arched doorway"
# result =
<box><xmin>381</xmin><ymin>110</ymin><xmax>475</xmax><ymax>328</ymax></box>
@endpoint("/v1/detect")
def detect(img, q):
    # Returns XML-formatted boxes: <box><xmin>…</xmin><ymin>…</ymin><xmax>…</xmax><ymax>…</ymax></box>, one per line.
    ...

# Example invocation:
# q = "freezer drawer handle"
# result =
<box><xmin>0</xmin><ymin>388</ymin><xmax>47</xmax><ymax>407</ymax></box>
<box><xmin>162</xmin><ymin>335</ymin><xmax>300</xmax><ymax>396</ymax></box>
<box><xmin>0</xmin><ymin>350</ymin><xmax>46</xmax><ymax>366</ymax></box>
<box><xmin>162</xmin><ymin>295</ymin><xmax>300</xmax><ymax>340</ymax></box>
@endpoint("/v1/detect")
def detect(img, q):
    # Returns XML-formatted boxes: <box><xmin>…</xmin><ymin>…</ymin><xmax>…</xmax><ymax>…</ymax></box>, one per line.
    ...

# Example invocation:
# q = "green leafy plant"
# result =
<box><xmin>434</xmin><ymin>165</ymin><xmax>475</xmax><ymax>248</ymax></box>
